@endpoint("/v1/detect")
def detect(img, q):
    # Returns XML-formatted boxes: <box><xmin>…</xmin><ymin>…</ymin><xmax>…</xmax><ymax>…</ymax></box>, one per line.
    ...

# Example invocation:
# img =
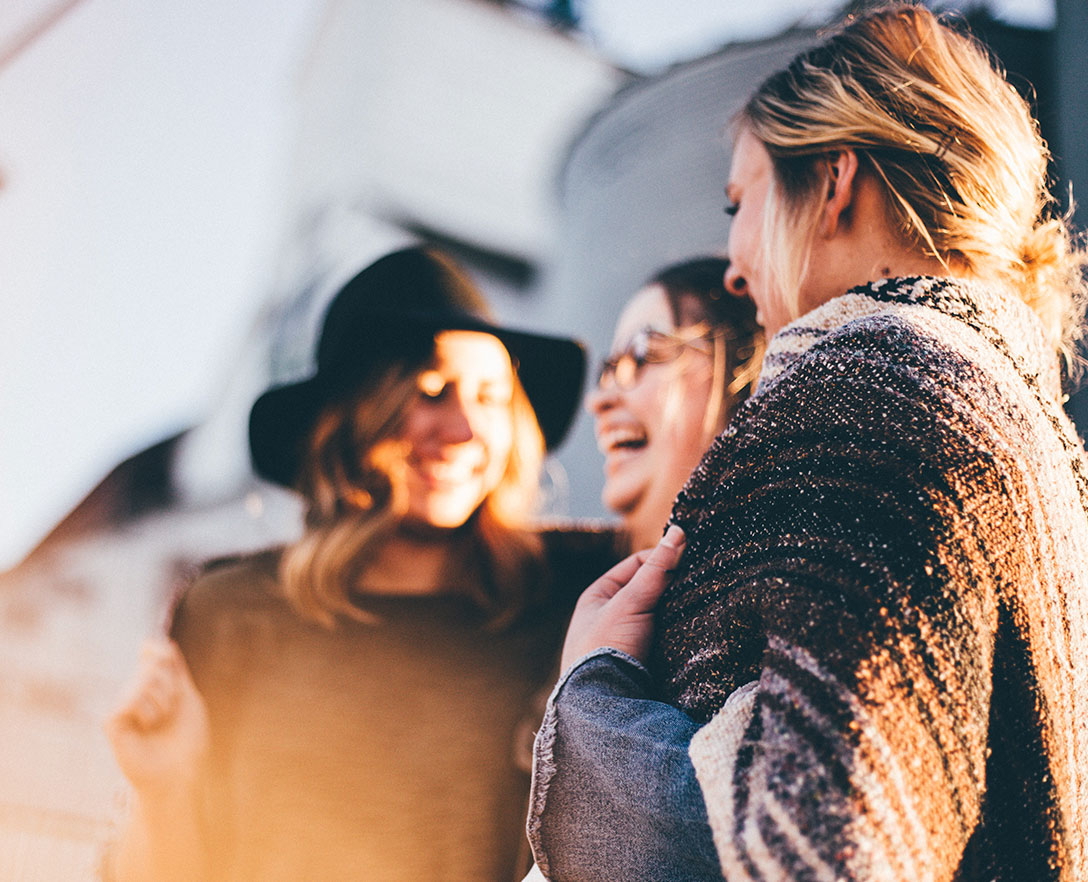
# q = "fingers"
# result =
<box><xmin>109</xmin><ymin>639</ymin><xmax>185</xmax><ymax>735</ymax></box>
<box><xmin>560</xmin><ymin>526</ymin><xmax>687</xmax><ymax>669</ymax></box>
<box><xmin>645</xmin><ymin>524</ymin><xmax>687</xmax><ymax>572</ymax></box>
<box><xmin>610</xmin><ymin>525</ymin><xmax>686</xmax><ymax>614</ymax></box>
<box><xmin>581</xmin><ymin>549</ymin><xmax>654</xmax><ymax>603</ymax></box>
<box><xmin>581</xmin><ymin>524</ymin><xmax>685</xmax><ymax>603</ymax></box>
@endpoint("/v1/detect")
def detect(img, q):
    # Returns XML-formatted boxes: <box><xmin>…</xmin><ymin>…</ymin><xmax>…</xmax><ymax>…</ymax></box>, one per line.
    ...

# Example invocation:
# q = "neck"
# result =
<box><xmin>625</xmin><ymin>519</ymin><xmax>661</xmax><ymax>553</ymax></box>
<box><xmin>803</xmin><ymin>167</ymin><xmax>959</xmax><ymax>318</ymax></box>
<box><xmin>361</xmin><ymin>527</ymin><xmax>475</xmax><ymax>596</ymax></box>
<box><xmin>624</xmin><ymin>502</ymin><xmax>674</xmax><ymax>552</ymax></box>
<box><xmin>868</xmin><ymin>255</ymin><xmax>952</xmax><ymax>284</ymax></box>
<box><xmin>807</xmin><ymin>241</ymin><xmax>952</xmax><ymax>318</ymax></box>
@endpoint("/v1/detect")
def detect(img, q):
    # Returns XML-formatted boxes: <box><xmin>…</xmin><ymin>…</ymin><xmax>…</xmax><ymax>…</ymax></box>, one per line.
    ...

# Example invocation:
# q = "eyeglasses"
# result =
<box><xmin>596</xmin><ymin>327</ymin><xmax>721</xmax><ymax>390</ymax></box>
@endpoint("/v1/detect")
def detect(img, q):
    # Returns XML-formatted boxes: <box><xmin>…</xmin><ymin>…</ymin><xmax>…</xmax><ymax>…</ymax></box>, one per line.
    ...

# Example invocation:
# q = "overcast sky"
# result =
<box><xmin>0</xmin><ymin>0</ymin><xmax>320</xmax><ymax>568</ymax></box>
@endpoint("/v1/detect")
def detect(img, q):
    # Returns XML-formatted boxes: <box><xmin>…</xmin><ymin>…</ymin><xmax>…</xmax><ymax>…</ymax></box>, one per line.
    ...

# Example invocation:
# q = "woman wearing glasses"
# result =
<box><xmin>588</xmin><ymin>258</ymin><xmax>763</xmax><ymax>550</ymax></box>
<box><xmin>527</xmin><ymin>6</ymin><xmax>1088</xmax><ymax>881</ymax></box>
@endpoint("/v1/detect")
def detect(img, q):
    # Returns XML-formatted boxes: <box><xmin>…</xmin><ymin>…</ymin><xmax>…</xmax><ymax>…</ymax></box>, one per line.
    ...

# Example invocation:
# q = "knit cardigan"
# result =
<box><xmin>657</xmin><ymin>276</ymin><xmax>1088</xmax><ymax>881</ymax></box>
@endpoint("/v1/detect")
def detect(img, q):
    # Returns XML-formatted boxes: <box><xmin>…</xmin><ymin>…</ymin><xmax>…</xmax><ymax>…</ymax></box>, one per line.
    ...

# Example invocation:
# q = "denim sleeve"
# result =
<box><xmin>527</xmin><ymin>648</ymin><xmax>722</xmax><ymax>882</ymax></box>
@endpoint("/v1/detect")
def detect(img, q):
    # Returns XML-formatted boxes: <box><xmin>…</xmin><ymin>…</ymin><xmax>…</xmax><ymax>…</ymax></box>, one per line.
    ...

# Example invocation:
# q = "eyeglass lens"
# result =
<box><xmin>597</xmin><ymin>328</ymin><xmax>713</xmax><ymax>389</ymax></box>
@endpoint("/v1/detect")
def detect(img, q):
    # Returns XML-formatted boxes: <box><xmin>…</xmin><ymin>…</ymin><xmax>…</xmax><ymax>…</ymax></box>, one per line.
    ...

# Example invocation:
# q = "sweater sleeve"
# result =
<box><xmin>660</xmin><ymin>321</ymin><xmax>1010</xmax><ymax>881</ymax></box>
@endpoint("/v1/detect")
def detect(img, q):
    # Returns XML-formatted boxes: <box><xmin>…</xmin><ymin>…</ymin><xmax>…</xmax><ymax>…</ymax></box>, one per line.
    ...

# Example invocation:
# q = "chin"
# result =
<box><xmin>601</xmin><ymin>485</ymin><xmax>641</xmax><ymax>523</ymax></box>
<box><xmin>420</xmin><ymin>510</ymin><xmax>477</xmax><ymax>531</ymax></box>
<box><xmin>406</xmin><ymin>494</ymin><xmax>486</xmax><ymax>532</ymax></box>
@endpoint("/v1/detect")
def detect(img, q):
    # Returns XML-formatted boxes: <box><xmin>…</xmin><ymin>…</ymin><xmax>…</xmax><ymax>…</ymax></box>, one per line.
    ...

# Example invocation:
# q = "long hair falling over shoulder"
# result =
<box><xmin>279</xmin><ymin>359</ymin><xmax>546</xmax><ymax>629</ymax></box>
<box><xmin>738</xmin><ymin>2</ymin><xmax>1087</xmax><ymax>364</ymax></box>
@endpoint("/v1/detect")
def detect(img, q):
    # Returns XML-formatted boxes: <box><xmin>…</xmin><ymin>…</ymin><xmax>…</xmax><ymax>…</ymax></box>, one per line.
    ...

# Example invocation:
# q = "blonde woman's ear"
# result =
<box><xmin>821</xmin><ymin>148</ymin><xmax>861</xmax><ymax>237</ymax></box>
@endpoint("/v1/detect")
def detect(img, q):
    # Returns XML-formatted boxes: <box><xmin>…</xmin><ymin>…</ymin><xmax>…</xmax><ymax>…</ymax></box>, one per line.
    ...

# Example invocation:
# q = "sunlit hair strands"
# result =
<box><xmin>737</xmin><ymin>2</ymin><xmax>1087</xmax><ymax>361</ymax></box>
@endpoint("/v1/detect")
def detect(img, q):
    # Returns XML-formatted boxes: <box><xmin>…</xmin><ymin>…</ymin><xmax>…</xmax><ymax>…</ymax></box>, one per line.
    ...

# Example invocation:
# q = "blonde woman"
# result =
<box><xmin>104</xmin><ymin>247</ymin><xmax>618</xmax><ymax>881</ymax></box>
<box><xmin>527</xmin><ymin>7</ymin><xmax>1088</xmax><ymax>882</ymax></box>
<box><xmin>588</xmin><ymin>257</ymin><xmax>762</xmax><ymax>550</ymax></box>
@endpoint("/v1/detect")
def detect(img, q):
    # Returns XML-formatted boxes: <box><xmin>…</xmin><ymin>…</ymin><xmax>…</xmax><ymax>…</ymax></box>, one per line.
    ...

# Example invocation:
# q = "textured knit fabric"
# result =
<box><xmin>657</xmin><ymin>276</ymin><xmax>1088</xmax><ymax>881</ymax></box>
<box><xmin>169</xmin><ymin>527</ymin><xmax>619</xmax><ymax>882</ymax></box>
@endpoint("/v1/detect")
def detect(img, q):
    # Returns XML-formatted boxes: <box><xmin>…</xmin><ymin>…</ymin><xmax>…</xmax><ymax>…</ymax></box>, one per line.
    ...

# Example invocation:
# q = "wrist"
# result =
<box><xmin>558</xmin><ymin>647</ymin><xmax>650</xmax><ymax>690</ymax></box>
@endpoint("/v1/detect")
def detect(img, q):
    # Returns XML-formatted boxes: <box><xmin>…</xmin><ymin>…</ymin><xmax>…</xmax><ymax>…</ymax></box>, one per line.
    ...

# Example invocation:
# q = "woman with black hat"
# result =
<box><xmin>103</xmin><ymin>246</ymin><xmax>617</xmax><ymax>882</ymax></box>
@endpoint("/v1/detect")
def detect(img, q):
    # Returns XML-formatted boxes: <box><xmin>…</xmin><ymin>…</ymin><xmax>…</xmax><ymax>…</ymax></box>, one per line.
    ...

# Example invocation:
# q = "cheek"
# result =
<box><xmin>662</xmin><ymin>374</ymin><xmax>716</xmax><ymax>453</ymax></box>
<box><xmin>480</xmin><ymin>414</ymin><xmax>515</xmax><ymax>474</ymax></box>
<box><xmin>656</xmin><ymin>363</ymin><xmax>712</xmax><ymax>430</ymax></box>
<box><xmin>394</xmin><ymin>407</ymin><xmax>426</xmax><ymax>446</ymax></box>
<box><xmin>627</xmin><ymin>372</ymin><xmax>677</xmax><ymax>422</ymax></box>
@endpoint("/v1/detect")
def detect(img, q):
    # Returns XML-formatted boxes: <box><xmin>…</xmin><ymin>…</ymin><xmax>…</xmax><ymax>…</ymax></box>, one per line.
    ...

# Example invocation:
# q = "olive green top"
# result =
<box><xmin>169</xmin><ymin>528</ymin><xmax>618</xmax><ymax>882</ymax></box>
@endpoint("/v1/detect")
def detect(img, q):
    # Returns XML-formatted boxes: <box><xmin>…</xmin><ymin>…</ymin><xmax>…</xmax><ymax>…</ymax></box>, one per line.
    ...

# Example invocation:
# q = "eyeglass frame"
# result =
<box><xmin>595</xmin><ymin>325</ymin><xmax>733</xmax><ymax>390</ymax></box>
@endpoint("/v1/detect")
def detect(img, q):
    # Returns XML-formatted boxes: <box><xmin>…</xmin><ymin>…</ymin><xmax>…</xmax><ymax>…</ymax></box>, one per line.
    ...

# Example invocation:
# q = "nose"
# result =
<box><xmin>437</xmin><ymin>393</ymin><xmax>476</xmax><ymax>444</ymax></box>
<box><xmin>724</xmin><ymin>264</ymin><xmax>748</xmax><ymax>298</ymax></box>
<box><xmin>586</xmin><ymin>374</ymin><xmax>620</xmax><ymax>417</ymax></box>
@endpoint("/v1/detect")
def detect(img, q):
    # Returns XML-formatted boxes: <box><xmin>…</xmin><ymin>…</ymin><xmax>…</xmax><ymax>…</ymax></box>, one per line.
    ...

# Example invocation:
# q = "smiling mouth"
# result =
<box><xmin>413</xmin><ymin>459</ymin><xmax>483</xmax><ymax>486</ymax></box>
<box><xmin>597</xmin><ymin>426</ymin><xmax>648</xmax><ymax>456</ymax></box>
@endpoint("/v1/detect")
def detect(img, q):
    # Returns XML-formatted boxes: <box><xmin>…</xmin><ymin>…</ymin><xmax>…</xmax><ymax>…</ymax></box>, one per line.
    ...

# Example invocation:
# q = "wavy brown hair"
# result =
<box><xmin>279</xmin><ymin>350</ymin><xmax>546</xmax><ymax>629</ymax></box>
<box><xmin>651</xmin><ymin>257</ymin><xmax>765</xmax><ymax>438</ymax></box>
<box><xmin>739</xmin><ymin>3</ymin><xmax>1087</xmax><ymax>361</ymax></box>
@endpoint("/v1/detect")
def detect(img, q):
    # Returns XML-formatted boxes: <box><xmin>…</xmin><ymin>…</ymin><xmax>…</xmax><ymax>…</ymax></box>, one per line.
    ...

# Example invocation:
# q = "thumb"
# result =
<box><xmin>646</xmin><ymin>523</ymin><xmax>686</xmax><ymax>571</ymax></box>
<box><xmin>612</xmin><ymin>524</ymin><xmax>686</xmax><ymax>615</ymax></box>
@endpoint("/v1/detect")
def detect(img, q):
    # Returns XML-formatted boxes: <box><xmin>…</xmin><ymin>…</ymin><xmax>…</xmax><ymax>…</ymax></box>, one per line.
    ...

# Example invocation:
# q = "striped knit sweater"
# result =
<box><xmin>657</xmin><ymin>276</ymin><xmax>1088</xmax><ymax>881</ymax></box>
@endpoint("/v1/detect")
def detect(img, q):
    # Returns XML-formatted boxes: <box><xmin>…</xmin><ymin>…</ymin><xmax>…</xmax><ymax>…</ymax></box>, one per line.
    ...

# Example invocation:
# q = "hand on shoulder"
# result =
<box><xmin>560</xmin><ymin>525</ymin><xmax>685</xmax><ymax>672</ymax></box>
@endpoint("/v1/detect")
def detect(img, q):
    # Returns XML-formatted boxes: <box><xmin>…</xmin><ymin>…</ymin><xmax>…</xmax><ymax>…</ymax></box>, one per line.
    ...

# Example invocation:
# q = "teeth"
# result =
<box><xmin>597</xmin><ymin>426</ymin><xmax>647</xmax><ymax>454</ymax></box>
<box><xmin>419</xmin><ymin>460</ymin><xmax>478</xmax><ymax>482</ymax></box>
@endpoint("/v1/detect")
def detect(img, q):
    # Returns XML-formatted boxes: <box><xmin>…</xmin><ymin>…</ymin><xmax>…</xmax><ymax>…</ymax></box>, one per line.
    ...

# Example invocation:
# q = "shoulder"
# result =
<box><xmin>759</xmin><ymin>278</ymin><xmax>1035</xmax><ymax>407</ymax></box>
<box><xmin>538</xmin><ymin>522</ymin><xmax>625</xmax><ymax>597</ymax></box>
<box><xmin>776</xmin><ymin>311</ymin><xmax>960</xmax><ymax>390</ymax></box>
<box><xmin>744</xmin><ymin>307</ymin><xmax>986</xmax><ymax>448</ymax></box>
<box><xmin>673</xmin><ymin>306</ymin><xmax>996</xmax><ymax>534</ymax></box>
<box><xmin>176</xmin><ymin>547</ymin><xmax>282</xmax><ymax>612</ymax></box>
<box><xmin>169</xmin><ymin>547</ymin><xmax>288</xmax><ymax>651</ymax></box>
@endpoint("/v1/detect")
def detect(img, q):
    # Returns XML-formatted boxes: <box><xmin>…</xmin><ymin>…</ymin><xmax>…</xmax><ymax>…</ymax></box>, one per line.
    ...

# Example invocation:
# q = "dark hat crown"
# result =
<box><xmin>316</xmin><ymin>247</ymin><xmax>492</xmax><ymax>372</ymax></box>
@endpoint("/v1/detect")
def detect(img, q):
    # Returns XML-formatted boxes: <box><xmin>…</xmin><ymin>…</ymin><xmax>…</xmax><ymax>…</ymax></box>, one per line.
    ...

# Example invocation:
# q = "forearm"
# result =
<box><xmin>528</xmin><ymin>649</ymin><xmax>721</xmax><ymax>882</ymax></box>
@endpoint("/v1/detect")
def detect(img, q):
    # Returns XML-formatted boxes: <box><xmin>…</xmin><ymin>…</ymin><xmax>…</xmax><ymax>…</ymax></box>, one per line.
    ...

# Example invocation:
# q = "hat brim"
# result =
<box><xmin>249</xmin><ymin>313</ymin><xmax>586</xmax><ymax>488</ymax></box>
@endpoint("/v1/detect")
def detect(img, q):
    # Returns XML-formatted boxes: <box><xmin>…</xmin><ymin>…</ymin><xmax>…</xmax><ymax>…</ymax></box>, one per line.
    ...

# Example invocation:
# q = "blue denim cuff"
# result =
<box><xmin>557</xmin><ymin>647</ymin><xmax>650</xmax><ymax>696</ymax></box>
<box><xmin>527</xmin><ymin>649</ymin><xmax>720</xmax><ymax>881</ymax></box>
<box><xmin>528</xmin><ymin>649</ymin><xmax>636</xmax><ymax>878</ymax></box>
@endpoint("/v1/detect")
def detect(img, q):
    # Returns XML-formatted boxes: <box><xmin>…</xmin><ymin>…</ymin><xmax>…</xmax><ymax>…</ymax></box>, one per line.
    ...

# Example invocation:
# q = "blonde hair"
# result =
<box><xmin>280</xmin><ymin>354</ymin><xmax>546</xmax><ymax>629</ymax></box>
<box><xmin>739</xmin><ymin>3</ymin><xmax>1087</xmax><ymax>359</ymax></box>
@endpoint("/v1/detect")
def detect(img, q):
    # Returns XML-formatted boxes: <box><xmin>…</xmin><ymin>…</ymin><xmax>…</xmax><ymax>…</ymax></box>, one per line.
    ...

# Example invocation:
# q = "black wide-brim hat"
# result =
<box><xmin>249</xmin><ymin>246</ymin><xmax>586</xmax><ymax>488</ymax></box>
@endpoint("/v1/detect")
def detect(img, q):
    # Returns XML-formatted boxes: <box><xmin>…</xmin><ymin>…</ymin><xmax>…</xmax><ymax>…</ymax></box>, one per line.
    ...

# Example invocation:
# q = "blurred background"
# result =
<box><xmin>1</xmin><ymin>0</ymin><xmax>1083</xmax><ymax>877</ymax></box>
